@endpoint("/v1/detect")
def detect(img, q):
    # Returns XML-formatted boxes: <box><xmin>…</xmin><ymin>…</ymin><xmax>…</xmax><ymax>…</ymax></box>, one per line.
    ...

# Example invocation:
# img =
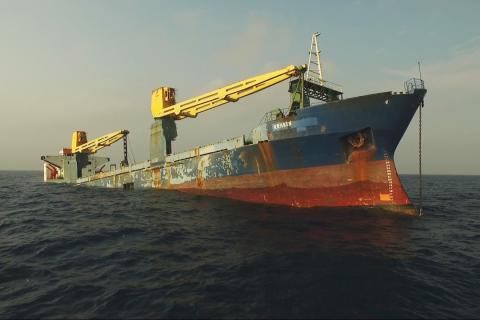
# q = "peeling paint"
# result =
<box><xmin>64</xmin><ymin>89</ymin><xmax>425</xmax><ymax>215</ymax></box>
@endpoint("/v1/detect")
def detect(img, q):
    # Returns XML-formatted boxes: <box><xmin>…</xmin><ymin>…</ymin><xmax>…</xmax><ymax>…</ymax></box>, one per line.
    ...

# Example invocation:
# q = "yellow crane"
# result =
<box><xmin>151</xmin><ymin>64</ymin><xmax>307</xmax><ymax>119</ymax></box>
<box><xmin>71</xmin><ymin>129</ymin><xmax>129</xmax><ymax>154</ymax></box>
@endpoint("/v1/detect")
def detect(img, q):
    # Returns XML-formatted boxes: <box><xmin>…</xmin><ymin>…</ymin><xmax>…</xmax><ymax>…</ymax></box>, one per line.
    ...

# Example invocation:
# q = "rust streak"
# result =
<box><xmin>258</xmin><ymin>141</ymin><xmax>277</xmax><ymax>172</ymax></box>
<box><xmin>349</xmin><ymin>146</ymin><xmax>376</xmax><ymax>182</ymax></box>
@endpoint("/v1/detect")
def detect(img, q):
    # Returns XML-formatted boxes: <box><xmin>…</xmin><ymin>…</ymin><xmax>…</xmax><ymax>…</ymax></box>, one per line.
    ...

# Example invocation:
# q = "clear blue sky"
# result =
<box><xmin>0</xmin><ymin>0</ymin><xmax>479</xmax><ymax>174</ymax></box>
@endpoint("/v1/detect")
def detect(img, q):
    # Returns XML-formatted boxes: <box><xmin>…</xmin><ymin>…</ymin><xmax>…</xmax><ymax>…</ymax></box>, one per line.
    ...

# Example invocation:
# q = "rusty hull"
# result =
<box><xmin>76</xmin><ymin>88</ymin><xmax>426</xmax><ymax>216</ymax></box>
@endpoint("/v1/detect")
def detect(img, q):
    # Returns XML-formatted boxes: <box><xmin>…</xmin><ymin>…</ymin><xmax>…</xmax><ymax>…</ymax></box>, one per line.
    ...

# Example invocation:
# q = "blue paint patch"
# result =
<box><xmin>292</xmin><ymin>117</ymin><xmax>318</xmax><ymax>132</ymax></box>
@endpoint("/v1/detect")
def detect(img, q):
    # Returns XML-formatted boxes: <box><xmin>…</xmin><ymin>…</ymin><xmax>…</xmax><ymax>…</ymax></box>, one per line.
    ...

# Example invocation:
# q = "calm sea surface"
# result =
<box><xmin>0</xmin><ymin>171</ymin><xmax>478</xmax><ymax>318</ymax></box>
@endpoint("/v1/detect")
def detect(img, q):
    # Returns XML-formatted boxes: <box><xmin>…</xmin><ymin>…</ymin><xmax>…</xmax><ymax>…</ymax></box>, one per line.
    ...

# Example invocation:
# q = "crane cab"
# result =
<box><xmin>151</xmin><ymin>87</ymin><xmax>176</xmax><ymax>118</ymax></box>
<box><xmin>71</xmin><ymin>131</ymin><xmax>88</xmax><ymax>151</ymax></box>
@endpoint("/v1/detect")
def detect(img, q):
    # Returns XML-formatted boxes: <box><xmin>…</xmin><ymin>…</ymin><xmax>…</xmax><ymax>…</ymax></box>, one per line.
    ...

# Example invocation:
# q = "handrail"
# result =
<box><xmin>404</xmin><ymin>78</ymin><xmax>425</xmax><ymax>93</ymax></box>
<box><xmin>306</xmin><ymin>76</ymin><xmax>344</xmax><ymax>93</ymax></box>
<box><xmin>258</xmin><ymin>108</ymin><xmax>291</xmax><ymax>124</ymax></box>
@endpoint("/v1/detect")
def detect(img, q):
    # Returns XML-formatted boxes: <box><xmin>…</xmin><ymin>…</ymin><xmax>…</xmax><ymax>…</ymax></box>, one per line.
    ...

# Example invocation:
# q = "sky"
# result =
<box><xmin>0</xmin><ymin>0</ymin><xmax>479</xmax><ymax>174</ymax></box>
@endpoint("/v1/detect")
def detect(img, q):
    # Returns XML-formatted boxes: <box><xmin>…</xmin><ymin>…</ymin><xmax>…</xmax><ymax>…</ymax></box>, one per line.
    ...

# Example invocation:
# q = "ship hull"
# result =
<box><xmin>159</xmin><ymin>159</ymin><xmax>415</xmax><ymax>215</ymax></box>
<box><xmin>63</xmin><ymin>88</ymin><xmax>426</xmax><ymax>215</ymax></box>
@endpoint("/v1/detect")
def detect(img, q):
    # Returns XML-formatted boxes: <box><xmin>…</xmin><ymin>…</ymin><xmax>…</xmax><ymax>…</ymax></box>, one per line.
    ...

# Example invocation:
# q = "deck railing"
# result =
<box><xmin>404</xmin><ymin>78</ymin><xmax>425</xmax><ymax>93</ymax></box>
<box><xmin>306</xmin><ymin>77</ymin><xmax>344</xmax><ymax>93</ymax></box>
<box><xmin>258</xmin><ymin>108</ymin><xmax>291</xmax><ymax>124</ymax></box>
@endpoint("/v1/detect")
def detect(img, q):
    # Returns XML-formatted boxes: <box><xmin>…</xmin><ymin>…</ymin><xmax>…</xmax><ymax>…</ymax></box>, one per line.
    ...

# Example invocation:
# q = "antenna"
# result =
<box><xmin>306</xmin><ymin>32</ymin><xmax>325</xmax><ymax>85</ymax></box>
<box><xmin>418</xmin><ymin>61</ymin><xmax>422</xmax><ymax>80</ymax></box>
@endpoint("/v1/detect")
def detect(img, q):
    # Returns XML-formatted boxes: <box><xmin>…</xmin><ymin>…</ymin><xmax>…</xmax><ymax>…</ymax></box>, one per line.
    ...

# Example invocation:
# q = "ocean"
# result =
<box><xmin>0</xmin><ymin>171</ymin><xmax>478</xmax><ymax>318</ymax></box>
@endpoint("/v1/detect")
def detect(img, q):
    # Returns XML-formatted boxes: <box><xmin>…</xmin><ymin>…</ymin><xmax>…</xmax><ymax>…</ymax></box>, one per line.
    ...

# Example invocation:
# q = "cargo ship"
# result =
<box><xmin>41</xmin><ymin>34</ymin><xmax>426</xmax><ymax>215</ymax></box>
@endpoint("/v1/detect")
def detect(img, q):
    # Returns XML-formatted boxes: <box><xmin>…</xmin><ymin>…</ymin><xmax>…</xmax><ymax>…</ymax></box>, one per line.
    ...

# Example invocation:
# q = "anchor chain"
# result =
<box><xmin>418</xmin><ymin>99</ymin><xmax>423</xmax><ymax>216</ymax></box>
<box><xmin>417</xmin><ymin>61</ymin><xmax>424</xmax><ymax>217</ymax></box>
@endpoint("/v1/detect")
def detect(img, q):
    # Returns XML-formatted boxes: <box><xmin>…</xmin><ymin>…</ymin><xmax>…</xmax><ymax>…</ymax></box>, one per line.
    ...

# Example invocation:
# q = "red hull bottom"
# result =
<box><xmin>154</xmin><ymin>158</ymin><xmax>417</xmax><ymax>216</ymax></box>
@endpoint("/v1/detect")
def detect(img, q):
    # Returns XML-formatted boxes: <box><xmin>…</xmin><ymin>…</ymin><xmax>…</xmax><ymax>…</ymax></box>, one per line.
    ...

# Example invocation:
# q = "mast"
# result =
<box><xmin>306</xmin><ymin>32</ymin><xmax>324</xmax><ymax>85</ymax></box>
<box><xmin>289</xmin><ymin>32</ymin><xmax>342</xmax><ymax>104</ymax></box>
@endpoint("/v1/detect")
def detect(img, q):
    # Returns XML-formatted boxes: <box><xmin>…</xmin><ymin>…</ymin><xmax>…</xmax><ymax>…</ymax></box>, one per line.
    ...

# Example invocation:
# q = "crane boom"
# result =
<box><xmin>71</xmin><ymin>129</ymin><xmax>129</xmax><ymax>154</ymax></box>
<box><xmin>151</xmin><ymin>64</ymin><xmax>306</xmax><ymax>119</ymax></box>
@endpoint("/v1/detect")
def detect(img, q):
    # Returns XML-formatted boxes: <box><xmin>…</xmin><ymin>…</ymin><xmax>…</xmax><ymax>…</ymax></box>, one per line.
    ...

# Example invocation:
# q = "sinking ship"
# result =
<box><xmin>41</xmin><ymin>34</ymin><xmax>426</xmax><ymax>215</ymax></box>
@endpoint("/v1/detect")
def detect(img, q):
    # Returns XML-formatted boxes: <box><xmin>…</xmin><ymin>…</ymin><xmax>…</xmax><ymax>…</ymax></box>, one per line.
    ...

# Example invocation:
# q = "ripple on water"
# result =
<box><xmin>0</xmin><ymin>172</ymin><xmax>479</xmax><ymax>318</ymax></box>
